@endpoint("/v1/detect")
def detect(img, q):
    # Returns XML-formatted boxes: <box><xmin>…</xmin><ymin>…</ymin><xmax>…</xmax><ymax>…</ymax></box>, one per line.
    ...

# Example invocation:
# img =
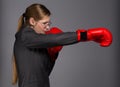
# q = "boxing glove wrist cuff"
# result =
<box><xmin>76</xmin><ymin>30</ymin><xmax>87</xmax><ymax>41</ymax></box>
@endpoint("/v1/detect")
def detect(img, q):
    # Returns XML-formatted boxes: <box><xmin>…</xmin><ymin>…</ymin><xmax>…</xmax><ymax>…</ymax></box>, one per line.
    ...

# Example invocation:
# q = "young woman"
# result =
<box><xmin>12</xmin><ymin>3</ymin><xmax>112</xmax><ymax>87</ymax></box>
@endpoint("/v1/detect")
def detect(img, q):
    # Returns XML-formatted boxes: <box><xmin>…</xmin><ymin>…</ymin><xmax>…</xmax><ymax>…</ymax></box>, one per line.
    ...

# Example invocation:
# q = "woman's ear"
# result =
<box><xmin>29</xmin><ymin>17</ymin><xmax>36</xmax><ymax>26</ymax></box>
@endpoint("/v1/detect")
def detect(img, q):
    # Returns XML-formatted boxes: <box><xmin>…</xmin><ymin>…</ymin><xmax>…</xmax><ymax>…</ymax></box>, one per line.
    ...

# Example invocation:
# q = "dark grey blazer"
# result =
<box><xmin>14</xmin><ymin>26</ymin><xmax>78</xmax><ymax>87</ymax></box>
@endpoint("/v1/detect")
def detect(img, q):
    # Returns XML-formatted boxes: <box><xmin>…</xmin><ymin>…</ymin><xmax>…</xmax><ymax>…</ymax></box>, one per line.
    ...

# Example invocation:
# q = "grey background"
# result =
<box><xmin>0</xmin><ymin>0</ymin><xmax>120</xmax><ymax>87</ymax></box>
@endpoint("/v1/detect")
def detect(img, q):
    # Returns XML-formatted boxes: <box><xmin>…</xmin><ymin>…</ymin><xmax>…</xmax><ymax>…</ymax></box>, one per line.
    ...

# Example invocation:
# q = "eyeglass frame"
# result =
<box><xmin>39</xmin><ymin>21</ymin><xmax>52</xmax><ymax>27</ymax></box>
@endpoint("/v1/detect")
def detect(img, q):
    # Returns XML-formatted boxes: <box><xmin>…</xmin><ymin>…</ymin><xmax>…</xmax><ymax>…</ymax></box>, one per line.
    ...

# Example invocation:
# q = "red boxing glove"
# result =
<box><xmin>46</xmin><ymin>27</ymin><xmax>63</xmax><ymax>52</ymax></box>
<box><xmin>76</xmin><ymin>27</ymin><xmax>112</xmax><ymax>47</ymax></box>
<box><xmin>46</xmin><ymin>27</ymin><xmax>63</xmax><ymax>61</ymax></box>
<box><xmin>46</xmin><ymin>27</ymin><xmax>63</xmax><ymax>34</ymax></box>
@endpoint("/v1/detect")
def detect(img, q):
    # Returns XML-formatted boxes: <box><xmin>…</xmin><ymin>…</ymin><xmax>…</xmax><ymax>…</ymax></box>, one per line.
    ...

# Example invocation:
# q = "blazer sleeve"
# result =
<box><xmin>20</xmin><ymin>28</ymin><xmax>79</xmax><ymax>48</ymax></box>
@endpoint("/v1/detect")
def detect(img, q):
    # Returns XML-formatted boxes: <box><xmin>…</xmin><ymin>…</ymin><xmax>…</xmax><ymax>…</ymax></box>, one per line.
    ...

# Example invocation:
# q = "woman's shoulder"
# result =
<box><xmin>22</xmin><ymin>26</ymin><xmax>34</xmax><ymax>32</ymax></box>
<box><xmin>15</xmin><ymin>26</ymin><xmax>32</xmax><ymax>38</ymax></box>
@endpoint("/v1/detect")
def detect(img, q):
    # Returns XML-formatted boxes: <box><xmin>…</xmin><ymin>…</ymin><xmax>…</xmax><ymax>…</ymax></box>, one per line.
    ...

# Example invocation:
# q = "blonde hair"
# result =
<box><xmin>17</xmin><ymin>3</ymin><xmax>51</xmax><ymax>32</ymax></box>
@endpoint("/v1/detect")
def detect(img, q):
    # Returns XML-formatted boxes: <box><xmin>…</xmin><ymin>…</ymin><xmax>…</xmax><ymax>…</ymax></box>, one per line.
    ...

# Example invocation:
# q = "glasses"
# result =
<box><xmin>40</xmin><ymin>21</ymin><xmax>52</xmax><ymax>27</ymax></box>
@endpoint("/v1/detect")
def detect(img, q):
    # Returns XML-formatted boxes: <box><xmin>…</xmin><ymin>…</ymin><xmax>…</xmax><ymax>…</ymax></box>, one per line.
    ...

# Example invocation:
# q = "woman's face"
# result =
<box><xmin>33</xmin><ymin>16</ymin><xmax>51</xmax><ymax>34</ymax></box>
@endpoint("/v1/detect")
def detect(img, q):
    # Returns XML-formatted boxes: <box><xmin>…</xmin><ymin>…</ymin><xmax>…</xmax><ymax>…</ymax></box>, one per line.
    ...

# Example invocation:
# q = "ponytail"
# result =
<box><xmin>12</xmin><ymin>14</ymin><xmax>25</xmax><ymax>84</ymax></box>
<box><xmin>17</xmin><ymin>14</ymin><xmax>25</xmax><ymax>32</ymax></box>
<box><xmin>12</xmin><ymin>55</ymin><xmax>18</xmax><ymax>85</ymax></box>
